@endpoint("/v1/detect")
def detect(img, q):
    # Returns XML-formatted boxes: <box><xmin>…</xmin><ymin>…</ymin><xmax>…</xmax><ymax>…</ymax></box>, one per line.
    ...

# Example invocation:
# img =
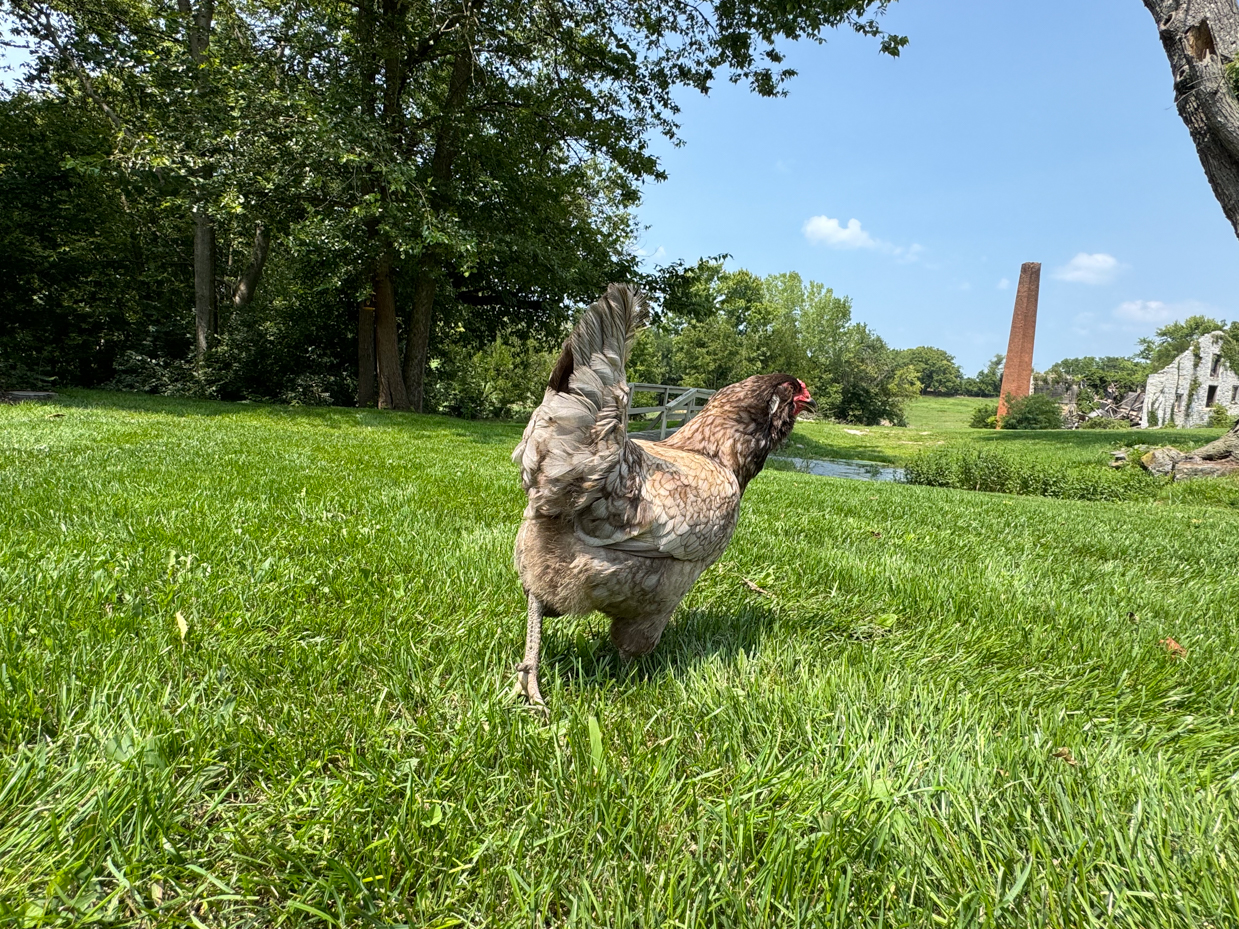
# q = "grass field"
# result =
<box><xmin>790</xmin><ymin>395</ymin><xmax>1225</xmax><ymax>467</ymax></box>
<box><xmin>2</xmin><ymin>390</ymin><xmax>1238</xmax><ymax>927</ymax></box>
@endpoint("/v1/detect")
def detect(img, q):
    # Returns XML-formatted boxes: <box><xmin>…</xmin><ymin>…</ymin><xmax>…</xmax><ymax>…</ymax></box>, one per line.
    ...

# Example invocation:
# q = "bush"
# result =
<box><xmin>1147</xmin><ymin>407</ymin><xmax>1159</xmax><ymax>428</ymax></box>
<box><xmin>902</xmin><ymin>447</ymin><xmax>1160</xmax><ymax>502</ymax></box>
<box><xmin>1208</xmin><ymin>404</ymin><xmax>1235</xmax><ymax>429</ymax></box>
<box><xmin>429</xmin><ymin>330</ymin><xmax>557</xmax><ymax>420</ymax></box>
<box><xmin>1080</xmin><ymin>417</ymin><xmax>1133</xmax><ymax>430</ymax></box>
<box><xmin>999</xmin><ymin>393</ymin><xmax>1063</xmax><ymax>430</ymax></box>
<box><xmin>968</xmin><ymin>404</ymin><xmax>998</xmax><ymax>429</ymax></box>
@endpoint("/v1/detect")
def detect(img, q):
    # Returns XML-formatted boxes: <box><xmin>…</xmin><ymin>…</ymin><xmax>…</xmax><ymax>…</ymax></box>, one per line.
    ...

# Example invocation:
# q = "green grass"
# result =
<box><xmin>2</xmin><ymin>390</ymin><xmax>1238</xmax><ymax>927</ymax></box>
<box><xmin>790</xmin><ymin>395</ymin><xmax>1225</xmax><ymax>467</ymax></box>
<box><xmin>787</xmin><ymin>397</ymin><xmax>1239</xmax><ymax>507</ymax></box>
<box><xmin>904</xmin><ymin>395</ymin><xmax>985</xmax><ymax>430</ymax></box>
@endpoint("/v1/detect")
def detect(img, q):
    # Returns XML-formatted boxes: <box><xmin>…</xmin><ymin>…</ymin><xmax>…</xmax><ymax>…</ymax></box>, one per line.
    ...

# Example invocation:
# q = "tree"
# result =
<box><xmin>2</xmin><ymin>0</ymin><xmax>910</xmax><ymax>411</ymax></box>
<box><xmin>894</xmin><ymin>346</ymin><xmax>963</xmax><ymax>395</ymax></box>
<box><xmin>9</xmin><ymin>0</ymin><xmax>295</xmax><ymax>363</ymax></box>
<box><xmin>1040</xmin><ymin>355</ymin><xmax>1150</xmax><ymax>393</ymax></box>
<box><xmin>961</xmin><ymin>354</ymin><xmax>1004</xmax><ymax>397</ymax></box>
<box><xmin>1136</xmin><ymin>314</ymin><xmax>1239</xmax><ymax>369</ymax></box>
<box><xmin>271</xmin><ymin>0</ymin><xmax>907</xmax><ymax>410</ymax></box>
<box><xmin>1142</xmin><ymin>1</ymin><xmax>1239</xmax><ymax>238</ymax></box>
<box><xmin>0</xmin><ymin>93</ymin><xmax>190</xmax><ymax>388</ymax></box>
<box><xmin>634</xmin><ymin>263</ymin><xmax>919</xmax><ymax>424</ymax></box>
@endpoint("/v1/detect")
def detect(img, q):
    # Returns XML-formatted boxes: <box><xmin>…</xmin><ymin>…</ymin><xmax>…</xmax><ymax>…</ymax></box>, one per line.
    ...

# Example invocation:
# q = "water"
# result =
<box><xmin>773</xmin><ymin>456</ymin><xmax>905</xmax><ymax>483</ymax></box>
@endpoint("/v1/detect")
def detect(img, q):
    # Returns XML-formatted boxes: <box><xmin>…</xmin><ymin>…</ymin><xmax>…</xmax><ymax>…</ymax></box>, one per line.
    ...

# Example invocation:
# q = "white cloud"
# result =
<box><xmin>802</xmin><ymin>215</ymin><xmax>878</xmax><ymax>249</ymax></box>
<box><xmin>1112</xmin><ymin>299</ymin><xmax>1177</xmax><ymax>324</ymax></box>
<box><xmin>631</xmin><ymin>244</ymin><xmax>666</xmax><ymax>262</ymax></box>
<box><xmin>1069</xmin><ymin>299</ymin><xmax>1222</xmax><ymax>338</ymax></box>
<box><xmin>802</xmin><ymin>215</ymin><xmax>928</xmax><ymax>265</ymax></box>
<box><xmin>893</xmin><ymin>243</ymin><xmax>925</xmax><ymax>264</ymax></box>
<box><xmin>1054</xmin><ymin>252</ymin><xmax>1122</xmax><ymax>285</ymax></box>
<box><xmin>997</xmin><ymin>278</ymin><xmax>1010</xmax><ymax>290</ymax></box>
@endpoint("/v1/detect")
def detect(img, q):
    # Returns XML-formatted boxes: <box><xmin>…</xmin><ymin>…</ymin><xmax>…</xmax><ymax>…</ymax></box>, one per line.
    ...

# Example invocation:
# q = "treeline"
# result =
<box><xmin>631</xmin><ymin>264</ymin><xmax>921</xmax><ymax>425</ymax></box>
<box><xmin>395</xmin><ymin>262</ymin><xmax>979</xmax><ymax>426</ymax></box>
<box><xmin>1037</xmin><ymin>316</ymin><xmax>1239</xmax><ymax>397</ymax></box>
<box><xmin>0</xmin><ymin>0</ymin><xmax>906</xmax><ymax>411</ymax></box>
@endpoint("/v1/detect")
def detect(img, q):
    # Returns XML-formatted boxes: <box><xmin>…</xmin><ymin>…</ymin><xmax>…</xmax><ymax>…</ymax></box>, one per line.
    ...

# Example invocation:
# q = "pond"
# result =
<box><xmin>773</xmin><ymin>456</ymin><xmax>905</xmax><ymax>483</ymax></box>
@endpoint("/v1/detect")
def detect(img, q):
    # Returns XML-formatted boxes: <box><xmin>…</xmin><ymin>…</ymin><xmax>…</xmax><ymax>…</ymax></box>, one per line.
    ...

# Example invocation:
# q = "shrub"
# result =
<box><xmin>1080</xmin><ymin>417</ymin><xmax>1133</xmax><ymax>430</ymax></box>
<box><xmin>968</xmin><ymin>404</ymin><xmax>998</xmax><ymax>429</ymax></box>
<box><xmin>429</xmin><ymin>330</ymin><xmax>557</xmax><ymax>420</ymax></box>
<box><xmin>1208</xmin><ymin>404</ymin><xmax>1235</xmax><ymax>429</ymax></box>
<box><xmin>902</xmin><ymin>447</ymin><xmax>1160</xmax><ymax>502</ymax></box>
<box><xmin>1147</xmin><ymin>407</ymin><xmax>1159</xmax><ymax>428</ymax></box>
<box><xmin>999</xmin><ymin>393</ymin><xmax>1063</xmax><ymax>430</ymax></box>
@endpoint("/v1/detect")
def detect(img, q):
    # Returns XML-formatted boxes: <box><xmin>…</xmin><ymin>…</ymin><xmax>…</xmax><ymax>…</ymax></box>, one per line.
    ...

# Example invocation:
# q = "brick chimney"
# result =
<box><xmin>997</xmin><ymin>262</ymin><xmax>1041</xmax><ymax>424</ymax></box>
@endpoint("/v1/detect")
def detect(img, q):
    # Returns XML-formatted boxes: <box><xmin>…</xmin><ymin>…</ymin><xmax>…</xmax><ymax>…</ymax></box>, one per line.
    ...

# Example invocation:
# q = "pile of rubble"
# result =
<box><xmin>1043</xmin><ymin>383</ymin><xmax>1144</xmax><ymax>428</ymax></box>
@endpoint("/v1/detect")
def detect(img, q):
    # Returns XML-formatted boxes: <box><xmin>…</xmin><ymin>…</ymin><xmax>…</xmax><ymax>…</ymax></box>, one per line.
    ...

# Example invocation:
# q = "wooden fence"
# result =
<box><xmin>627</xmin><ymin>383</ymin><xmax>716</xmax><ymax>440</ymax></box>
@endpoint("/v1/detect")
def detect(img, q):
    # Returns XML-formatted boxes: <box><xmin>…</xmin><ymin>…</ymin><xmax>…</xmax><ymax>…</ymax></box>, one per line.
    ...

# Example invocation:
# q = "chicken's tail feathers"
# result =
<box><xmin>514</xmin><ymin>284</ymin><xmax>649</xmax><ymax>516</ymax></box>
<box><xmin>549</xmin><ymin>283</ymin><xmax>647</xmax><ymax>395</ymax></box>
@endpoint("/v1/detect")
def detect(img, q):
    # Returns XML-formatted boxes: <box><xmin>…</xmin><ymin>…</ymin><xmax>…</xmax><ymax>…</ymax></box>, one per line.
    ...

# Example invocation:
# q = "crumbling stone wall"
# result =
<box><xmin>1141</xmin><ymin>332</ymin><xmax>1239</xmax><ymax>428</ymax></box>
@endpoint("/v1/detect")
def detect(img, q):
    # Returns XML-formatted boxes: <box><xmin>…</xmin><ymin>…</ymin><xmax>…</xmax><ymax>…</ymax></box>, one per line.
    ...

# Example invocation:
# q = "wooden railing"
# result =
<box><xmin>627</xmin><ymin>383</ymin><xmax>716</xmax><ymax>440</ymax></box>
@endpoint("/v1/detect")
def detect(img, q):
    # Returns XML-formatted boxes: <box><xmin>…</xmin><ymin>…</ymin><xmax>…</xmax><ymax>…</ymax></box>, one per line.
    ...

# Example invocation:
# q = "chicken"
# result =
<box><xmin>512</xmin><ymin>283</ymin><xmax>815</xmax><ymax>705</ymax></box>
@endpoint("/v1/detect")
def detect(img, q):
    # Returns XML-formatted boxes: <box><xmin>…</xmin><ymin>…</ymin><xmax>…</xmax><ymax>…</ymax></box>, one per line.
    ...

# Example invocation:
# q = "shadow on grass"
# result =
<box><xmin>50</xmin><ymin>388</ymin><xmax>527</xmax><ymax>443</ymax></box>
<box><xmin>546</xmin><ymin>602</ymin><xmax>870</xmax><ymax>694</ymax></box>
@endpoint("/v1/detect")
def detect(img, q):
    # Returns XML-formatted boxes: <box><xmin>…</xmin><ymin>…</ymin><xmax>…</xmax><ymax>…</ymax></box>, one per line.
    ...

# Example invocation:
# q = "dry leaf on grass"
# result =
<box><xmin>175</xmin><ymin>611</ymin><xmax>188</xmax><ymax>643</ymax></box>
<box><xmin>741</xmin><ymin>577</ymin><xmax>773</xmax><ymax>597</ymax></box>
<box><xmin>1051</xmin><ymin>747</ymin><xmax>1078</xmax><ymax>766</ymax></box>
<box><xmin>1160</xmin><ymin>637</ymin><xmax>1186</xmax><ymax>659</ymax></box>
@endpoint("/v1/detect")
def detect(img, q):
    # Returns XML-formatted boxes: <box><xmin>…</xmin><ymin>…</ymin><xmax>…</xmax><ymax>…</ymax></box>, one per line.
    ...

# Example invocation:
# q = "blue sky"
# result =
<box><xmin>635</xmin><ymin>0</ymin><xmax>1239</xmax><ymax>374</ymax></box>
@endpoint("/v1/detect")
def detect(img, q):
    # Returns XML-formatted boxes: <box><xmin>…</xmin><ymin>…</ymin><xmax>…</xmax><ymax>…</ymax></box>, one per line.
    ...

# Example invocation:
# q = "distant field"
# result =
<box><xmin>2</xmin><ymin>390</ymin><xmax>1237</xmax><ymax>927</ymax></box>
<box><xmin>903</xmin><ymin>394</ymin><xmax>983</xmax><ymax>430</ymax></box>
<box><xmin>793</xmin><ymin>396</ymin><xmax>1227</xmax><ymax>466</ymax></box>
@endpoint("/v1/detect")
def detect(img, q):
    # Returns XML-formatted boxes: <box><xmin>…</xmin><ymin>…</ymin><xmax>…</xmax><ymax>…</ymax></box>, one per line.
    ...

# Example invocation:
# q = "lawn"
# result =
<box><xmin>789</xmin><ymin>395</ymin><xmax>1226</xmax><ymax>468</ymax></box>
<box><xmin>2</xmin><ymin>390</ymin><xmax>1237</xmax><ymax>927</ymax></box>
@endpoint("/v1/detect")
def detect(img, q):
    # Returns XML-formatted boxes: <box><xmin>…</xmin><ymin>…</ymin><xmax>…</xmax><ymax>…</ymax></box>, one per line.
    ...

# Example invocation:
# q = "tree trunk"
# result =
<box><xmin>192</xmin><ymin>206</ymin><xmax>216</xmax><ymax>358</ymax></box>
<box><xmin>1190</xmin><ymin>416</ymin><xmax>1239</xmax><ymax>458</ymax></box>
<box><xmin>401</xmin><ymin>38</ymin><xmax>477</xmax><ymax>411</ymax></box>
<box><xmin>373</xmin><ymin>251</ymin><xmax>410</xmax><ymax>410</ymax></box>
<box><xmin>232</xmin><ymin>222</ymin><xmax>271</xmax><ymax>310</ymax></box>
<box><xmin>403</xmin><ymin>264</ymin><xmax>436</xmax><ymax>412</ymax></box>
<box><xmin>357</xmin><ymin>302</ymin><xmax>377</xmax><ymax>407</ymax></box>
<box><xmin>181</xmin><ymin>0</ymin><xmax>218</xmax><ymax>359</ymax></box>
<box><xmin>1143</xmin><ymin>0</ymin><xmax>1239</xmax><ymax>238</ymax></box>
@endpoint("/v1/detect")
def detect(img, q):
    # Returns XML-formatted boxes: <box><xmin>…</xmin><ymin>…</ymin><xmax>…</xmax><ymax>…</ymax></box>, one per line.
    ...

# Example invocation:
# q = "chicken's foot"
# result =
<box><xmin>514</xmin><ymin>595</ymin><xmax>546</xmax><ymax>710</ymax></box>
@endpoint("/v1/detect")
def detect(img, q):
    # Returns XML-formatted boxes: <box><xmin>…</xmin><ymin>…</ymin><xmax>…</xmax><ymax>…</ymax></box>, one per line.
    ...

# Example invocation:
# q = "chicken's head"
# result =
<box><xmin>791</xmin><ymin>380</ymin><xmax>816</xmax><ymax>416</ymax></box>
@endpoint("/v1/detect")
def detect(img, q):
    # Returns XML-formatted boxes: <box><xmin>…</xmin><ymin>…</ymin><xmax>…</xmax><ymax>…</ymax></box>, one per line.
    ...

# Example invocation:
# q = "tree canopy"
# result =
<box><xmin>3</xmin><ymin>0</ymin><xmax>907</xmax><ymax>410</ymax></box>
<box><xmin>1136</xmin><ymin>315</ymin><xmax>1239</xmax><ymax>372</ymax></box>
<box><xmin>630</xmin><ymin>262</ymin><xmax>920</xmax><ymax>425</ymax></box>
<box><xmin>893</xmin><ymin>346</ymin><xmax>963</xmax><ymax>396</ymax></box>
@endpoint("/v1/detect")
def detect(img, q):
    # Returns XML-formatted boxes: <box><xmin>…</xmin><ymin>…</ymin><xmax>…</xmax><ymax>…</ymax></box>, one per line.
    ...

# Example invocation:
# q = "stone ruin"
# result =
<box><xmin>1141</xmin><ymin>331</ymin><xmax>1239</xmax><ymax>428</ymax></box>
<box><xmin>1036</xmin><ymin>381</ymin><xmax>1145</xmax><ymax>428</ymax></box>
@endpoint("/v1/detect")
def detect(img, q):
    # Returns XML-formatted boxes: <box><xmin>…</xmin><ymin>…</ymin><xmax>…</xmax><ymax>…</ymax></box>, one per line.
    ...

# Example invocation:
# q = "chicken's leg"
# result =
<box><xmin>514</xmin><ymin>595</ymin><xmax>546</xmax><ymax>708</ymax></box>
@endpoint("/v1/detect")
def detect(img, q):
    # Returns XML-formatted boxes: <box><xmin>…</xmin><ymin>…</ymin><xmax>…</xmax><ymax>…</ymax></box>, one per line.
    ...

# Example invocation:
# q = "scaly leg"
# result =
<box><xmin>514</xmin><ymin>595</ymin><xmax>546</xmax><ymax>708</ymax></box>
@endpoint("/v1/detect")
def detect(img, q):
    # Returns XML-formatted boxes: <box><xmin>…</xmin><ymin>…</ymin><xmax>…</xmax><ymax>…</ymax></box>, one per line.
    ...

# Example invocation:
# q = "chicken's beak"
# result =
<box><xmin>802</xmin><ymin>397</ymin><xmax>817</xmax><ymax>416</ymax></box>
